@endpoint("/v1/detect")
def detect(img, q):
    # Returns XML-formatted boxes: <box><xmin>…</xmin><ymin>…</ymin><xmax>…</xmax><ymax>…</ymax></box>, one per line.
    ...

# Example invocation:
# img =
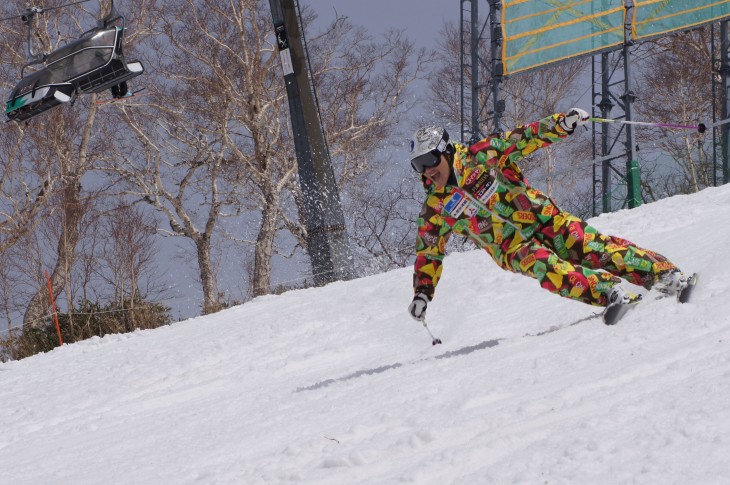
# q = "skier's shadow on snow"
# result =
<box><xmin>296</xmin><ymin>338</ymin><xmax>501</xmax><ymax>392</ymax></box>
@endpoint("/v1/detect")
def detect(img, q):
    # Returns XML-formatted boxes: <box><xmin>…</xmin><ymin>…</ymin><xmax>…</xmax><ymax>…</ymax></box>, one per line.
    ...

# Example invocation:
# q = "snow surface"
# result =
<box><xmin>2</xmin><ymin>186</ymin><xmax>730</xmax><ymax>484</ymax></box>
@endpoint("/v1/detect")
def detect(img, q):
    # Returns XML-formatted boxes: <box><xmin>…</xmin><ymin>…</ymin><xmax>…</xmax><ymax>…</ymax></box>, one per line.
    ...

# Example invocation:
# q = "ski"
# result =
<box><xmin>603</xmin><ymin>294</ymin><xmax>642</xmax><ymax>325</ymax></box>
<box><xmin>97</xmin><ymin>88</ymin><xmax>146</xmax><ymax>105</ymax></box>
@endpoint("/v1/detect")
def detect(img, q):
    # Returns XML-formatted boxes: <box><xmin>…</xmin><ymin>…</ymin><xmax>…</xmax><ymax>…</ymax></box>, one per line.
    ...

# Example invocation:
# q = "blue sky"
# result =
<box><xmin>310</xmin><ymin>0</ymin><xmax>457</xmax><ymax>47</ymax></box>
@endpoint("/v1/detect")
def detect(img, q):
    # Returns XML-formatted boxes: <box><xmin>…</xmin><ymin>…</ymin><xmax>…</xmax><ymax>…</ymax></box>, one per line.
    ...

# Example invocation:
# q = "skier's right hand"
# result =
<box><xmin>558</xmin><ymin>107</ymin><xmax>590</xmax><ymax>133</ymax></box>
<box><xmin>408</xmin><ymin>293</ymin><xmax>430</xmax><ymax>321</ymax></box>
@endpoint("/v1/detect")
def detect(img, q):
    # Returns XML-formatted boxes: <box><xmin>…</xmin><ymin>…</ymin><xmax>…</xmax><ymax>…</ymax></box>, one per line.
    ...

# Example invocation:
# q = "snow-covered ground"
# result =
<box><xmin>2</xmin><ymin>185</ymin><xmax>729</xmax><ymax>484</ymax></box>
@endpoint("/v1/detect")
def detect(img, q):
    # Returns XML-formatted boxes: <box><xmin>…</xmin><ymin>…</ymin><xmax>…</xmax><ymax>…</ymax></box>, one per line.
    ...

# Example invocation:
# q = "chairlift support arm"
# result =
<box><xmin>12</xmin><ymin>1</ymin><xmax>94</xmax><ymax>69</ymax></box>
<box><xmin>22</xmin><ymin>8</ymin><xmax>46</xmax><ymax>66</ymax></box>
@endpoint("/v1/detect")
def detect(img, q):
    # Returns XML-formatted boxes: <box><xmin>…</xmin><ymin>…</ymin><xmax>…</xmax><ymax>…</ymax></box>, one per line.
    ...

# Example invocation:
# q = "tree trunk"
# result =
<box><xmin>196</xmin><ymin>235</ymin><xmax>219</xmax><ymax>314</ymax></box>
<box><xmin>252</xmin><ymin>191</ymin><xmax>279</xmax><ymax>297</ymax></box>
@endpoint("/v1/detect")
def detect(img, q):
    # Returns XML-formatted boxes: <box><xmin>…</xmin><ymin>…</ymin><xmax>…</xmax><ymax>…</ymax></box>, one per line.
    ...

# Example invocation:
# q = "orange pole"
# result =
<box><xmin>45</xmin><ymin>270</ymin><xmax>63</xmax><ymax>346</ymax></box>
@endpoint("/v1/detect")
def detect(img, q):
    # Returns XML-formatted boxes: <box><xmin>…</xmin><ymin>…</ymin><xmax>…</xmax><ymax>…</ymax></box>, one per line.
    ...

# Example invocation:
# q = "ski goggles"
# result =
<box><xmin>410</xmin><ymin>150</ymin><xmax>442</xmax><ymax>173</ymax></box>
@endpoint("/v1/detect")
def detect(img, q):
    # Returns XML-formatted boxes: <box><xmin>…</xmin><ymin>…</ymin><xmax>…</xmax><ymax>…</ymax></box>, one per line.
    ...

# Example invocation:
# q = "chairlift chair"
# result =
<box><xmin>5</xmin><ymin>0</ymin><xmax>144</xmax><ymax>122</ymax></box>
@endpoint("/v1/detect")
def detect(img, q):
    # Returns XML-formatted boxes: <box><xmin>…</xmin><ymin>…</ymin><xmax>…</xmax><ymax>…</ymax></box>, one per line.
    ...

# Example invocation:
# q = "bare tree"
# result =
<box><xmin>0</xmin><ymin>6</ymin><xmax>56</xmax><ymax>256</ymax></box>
<box><xmin>310</xmin><ymin>23</ymin><xmax>431</xmax><ymax>184</ymax></box>
<box><xmin>21</xmin><ymin>108</ymin><xmax>101</xmax><ymax>328</ymax></box>
<box><xmin>102</xmin><ymin>0</ymin><xmax>430</xmax><ymax>310</ymax></box>
<box><xmin>345</xmin><ymin>169</ymin><xmax>422</xmax><ymax>275</ymax></box>
<box><xmin>101</xmin><ymin>0</ymin><xmax>286</xmax><ymax>311</ymax></box>
<box><xmin>91</xmin><ymin>203</ymin><xmax>166</xmax><ymax>330</ymax></box>
<box><xmin>0</xmin><ymin>3</ymin><xmax>100</xmax><ymax>329</ymax></box>
<box><xmin>635</xmin><ymin>28</ymin><xmax>714</xmax><ymax>194</ymax></box>
<box><xmin>99</xmin><ymin>205</ymin><xmax>161</xmax><ymax>299</ymax></box>
<box><xmin>0</xmin><ymin>1</ymin><xmax>161</xmax><ymax>329</ymax></box>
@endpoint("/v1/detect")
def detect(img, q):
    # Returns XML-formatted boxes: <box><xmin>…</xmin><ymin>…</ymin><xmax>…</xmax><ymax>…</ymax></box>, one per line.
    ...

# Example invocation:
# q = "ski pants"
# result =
<box><xmin>502</xmin><ymin>208</ymin><xmax>678</xmax><ymax>307</ymax></box>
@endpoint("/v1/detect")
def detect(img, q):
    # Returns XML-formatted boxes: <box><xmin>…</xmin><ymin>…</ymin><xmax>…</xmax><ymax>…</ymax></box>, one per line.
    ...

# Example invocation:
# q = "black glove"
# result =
<box><xmin>558</xmin><ymin>107</ymin><xmax>590</xmax><ymax>133</ymax></box>
<box><xmin>408</xmin><ymin>293</ymin><xmax>430</xmax><ymax>321</ymax></box>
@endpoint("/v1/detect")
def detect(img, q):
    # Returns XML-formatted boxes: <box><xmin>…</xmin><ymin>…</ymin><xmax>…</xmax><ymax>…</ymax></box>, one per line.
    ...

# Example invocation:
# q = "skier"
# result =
<box><xmin>407</xmin><ymin>109</ymin><xmax>691</xmax><ymax>325</ymax></box>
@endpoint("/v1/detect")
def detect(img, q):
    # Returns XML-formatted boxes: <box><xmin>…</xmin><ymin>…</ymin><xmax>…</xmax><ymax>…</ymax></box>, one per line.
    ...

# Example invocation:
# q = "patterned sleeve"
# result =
<box><xmin>502</xmin><ymin>113</ymin><xmax>569</xmax><ymax>155</ymax></box>
<box><xmin>413</xmin><ymin>194</ymin><xmax>451</xmax><ymax>300</ymax></box>
<box><xmin>468</xmin><ymin>113</ymin><xmax>569</xmax><ymax>176</ymax></box>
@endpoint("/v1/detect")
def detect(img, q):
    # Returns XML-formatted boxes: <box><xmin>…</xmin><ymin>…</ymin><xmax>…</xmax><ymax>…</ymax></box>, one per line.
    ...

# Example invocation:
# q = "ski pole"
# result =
<box><xmin>589</xmin><ymin>117</ymin><xmax>706</xmax><ymax>134</ymax></box>
<box><xmin>422</xmin><ymin>318</ymin><xmax>442</xmax><ymax>346</ymax></box>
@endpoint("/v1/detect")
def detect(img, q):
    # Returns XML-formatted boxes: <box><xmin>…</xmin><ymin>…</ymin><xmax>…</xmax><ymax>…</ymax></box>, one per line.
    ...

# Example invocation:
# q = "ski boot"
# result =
<box><xmin>655</xmin><ymin>271</ymin><xmax>689</xmax><ymax>296</ymax></box>
<box><xmin>655</xmin><ymin>271</ymin><xmax>697</xmax><ymax>303</ymax></box>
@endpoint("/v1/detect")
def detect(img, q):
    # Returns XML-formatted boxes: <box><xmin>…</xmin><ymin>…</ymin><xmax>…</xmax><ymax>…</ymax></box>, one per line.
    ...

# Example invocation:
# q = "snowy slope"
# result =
<box><xmin>2</xmin><ymin>186</ymin><xmax>730</xmax><ymax>485</ymax></box>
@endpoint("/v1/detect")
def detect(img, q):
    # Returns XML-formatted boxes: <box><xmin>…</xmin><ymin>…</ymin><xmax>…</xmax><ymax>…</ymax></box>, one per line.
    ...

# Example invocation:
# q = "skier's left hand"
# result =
<box><xmin>559</xmin><ymin>107</ymin><xmax>590</xmax><ymax>133</ymax></box>
<box><xmin>408</xmin><ymin>293</ymin><xmax>430</xmax><ymax>321</ymax></box>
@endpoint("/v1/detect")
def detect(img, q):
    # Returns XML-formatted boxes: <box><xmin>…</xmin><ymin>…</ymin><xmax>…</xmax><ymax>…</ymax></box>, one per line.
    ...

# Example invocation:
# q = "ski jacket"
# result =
<box><xmin>413</xmin><ymin>113</ymin><xmax>571</xmax><ymax>300</ymax></box>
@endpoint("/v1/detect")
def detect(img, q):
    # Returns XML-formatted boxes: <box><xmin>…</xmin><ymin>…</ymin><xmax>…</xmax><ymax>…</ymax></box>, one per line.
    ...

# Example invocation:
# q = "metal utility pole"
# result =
<box><xmin>488</xmin><ymin>0</ymin><xmax>504</xmax><ymax>134</ymax></box>
<box><xmin>589</xmin><ymin>5</ymin><xmax>642</xmax><ymax>215</ymax></box>
<box><xmin>460</xmin><ymin>0</ymin><xmax>503</xmax><ymax>143</ymax></box>
<box><xmin>711</xmin><ymin>20</ymin><xmax>730</xmax><ymax>186</ymax></box>
<box><xmin>269</xmin><ymin>0</ymin><xmax>355</xmax><ymax>285</ymax></box>
<box><xmin>622</xmin><ymin>0</ymin><xmax>642</xmax><ymax>208</ymax></box>
<box><xmin>592</xmin><ymin>52</ymin><xmax>616</xmax><ymax>216</ymax></box>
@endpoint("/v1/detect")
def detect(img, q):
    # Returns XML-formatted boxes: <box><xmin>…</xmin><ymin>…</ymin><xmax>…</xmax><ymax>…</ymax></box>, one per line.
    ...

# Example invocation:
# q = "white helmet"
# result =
<box><xmin>409</xmin><ymin>126</ymin><xmax>451</xmax><ymax>173</ymax></box>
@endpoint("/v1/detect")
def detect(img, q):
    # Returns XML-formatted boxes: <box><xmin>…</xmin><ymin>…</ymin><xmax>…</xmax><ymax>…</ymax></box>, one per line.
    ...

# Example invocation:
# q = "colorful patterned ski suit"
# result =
<box><xmin>413</xmin><ymin>113</ymin><xmax>678</xmax><ymax>307</ymax></box>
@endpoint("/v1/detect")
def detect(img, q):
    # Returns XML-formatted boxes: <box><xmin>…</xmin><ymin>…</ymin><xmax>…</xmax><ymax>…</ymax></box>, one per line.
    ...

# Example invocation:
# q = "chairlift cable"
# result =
<box><xmin>0</xmin><ymin>0</ymin><xmax>92</xmax><ymax>22</ymax></box>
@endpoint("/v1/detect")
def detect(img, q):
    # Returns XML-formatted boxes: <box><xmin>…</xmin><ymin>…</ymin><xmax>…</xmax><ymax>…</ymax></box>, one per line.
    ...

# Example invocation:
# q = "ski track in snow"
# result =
<box><xmin>1</xmin><ymin>186</ymin><xmax>730</xmax><ymax>484</ymax></box>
